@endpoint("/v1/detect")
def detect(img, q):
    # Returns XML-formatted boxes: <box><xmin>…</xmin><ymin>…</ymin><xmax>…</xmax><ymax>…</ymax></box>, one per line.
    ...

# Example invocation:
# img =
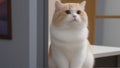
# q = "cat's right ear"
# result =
<box><xmin>79</xmin><ymin>1</ymin><xmax>86</xmax><ymax>10</ymax></box>
<box><xmin>55</xmin><ymin>0</ymin><xmax>62</xmax><ymax>10</ymax></box>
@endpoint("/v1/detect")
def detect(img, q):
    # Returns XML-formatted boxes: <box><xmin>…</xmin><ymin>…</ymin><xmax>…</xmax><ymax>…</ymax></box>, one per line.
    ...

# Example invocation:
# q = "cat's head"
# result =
<box><xmin>52</xmin><ymin>1</ymin><xmax>88</xmax><ymax>29</ymax></box>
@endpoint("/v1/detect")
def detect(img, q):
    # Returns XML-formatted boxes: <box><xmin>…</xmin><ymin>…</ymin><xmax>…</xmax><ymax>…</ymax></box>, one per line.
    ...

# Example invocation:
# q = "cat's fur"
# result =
<box><xmin>49</xmin><ymin>1</ymin><xmax>94</xmax><ymax>68</ymax></box>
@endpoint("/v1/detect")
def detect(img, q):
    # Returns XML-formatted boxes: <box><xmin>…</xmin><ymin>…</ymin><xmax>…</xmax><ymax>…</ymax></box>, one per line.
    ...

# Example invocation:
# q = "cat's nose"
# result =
<box><xmin>73</xmin><ymin>15</ymin><xmax>76</xmax><ymax>18</ymax></box>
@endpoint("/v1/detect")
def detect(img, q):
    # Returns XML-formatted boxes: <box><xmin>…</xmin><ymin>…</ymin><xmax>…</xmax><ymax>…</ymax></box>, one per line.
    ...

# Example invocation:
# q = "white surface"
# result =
<box><xmin>93</xmin><ymin>45</ymin><xmax>120</xmax><ymax>58</ymax></box>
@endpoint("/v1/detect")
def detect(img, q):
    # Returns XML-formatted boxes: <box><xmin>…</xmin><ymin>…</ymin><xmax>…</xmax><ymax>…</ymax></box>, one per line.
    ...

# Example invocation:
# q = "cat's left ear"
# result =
<box><xmin>79</xmin><ymin>1</ymin><xmax>86</xmax><ymax>10</ymax></box>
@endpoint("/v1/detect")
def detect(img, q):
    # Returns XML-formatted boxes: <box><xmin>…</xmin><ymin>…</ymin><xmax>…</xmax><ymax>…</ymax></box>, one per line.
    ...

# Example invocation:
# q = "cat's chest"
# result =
<box><xmin>51</xmin><ymin>27</ymin><xmax>88</xmax><ymax>43</ymax></box>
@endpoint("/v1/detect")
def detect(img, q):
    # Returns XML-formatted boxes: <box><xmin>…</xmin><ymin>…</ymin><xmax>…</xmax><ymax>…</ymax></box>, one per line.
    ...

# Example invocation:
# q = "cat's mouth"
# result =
<box><xmin>71</xmin><ymin>19</ymin><xmax>78</xmax><ymax>22</ymax></box>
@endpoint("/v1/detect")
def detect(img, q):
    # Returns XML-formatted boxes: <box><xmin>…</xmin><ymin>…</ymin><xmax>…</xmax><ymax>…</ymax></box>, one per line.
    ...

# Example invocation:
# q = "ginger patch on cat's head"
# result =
<box><xmin>52</xmin><ymin>1</ymin><xmax>88</xmax><ymax>28</ymax></box>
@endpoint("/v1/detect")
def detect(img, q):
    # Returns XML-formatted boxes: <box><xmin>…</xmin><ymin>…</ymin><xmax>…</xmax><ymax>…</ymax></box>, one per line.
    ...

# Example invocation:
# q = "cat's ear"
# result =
<box><xmin>55</xmin><ymin>0</ymin><xmax>62</xmax><ymax>10</ymax></box>
<box><xmin>79</xmin><ymin>1</ymin><xmax>86</xmax><ymax>10</ymax></box>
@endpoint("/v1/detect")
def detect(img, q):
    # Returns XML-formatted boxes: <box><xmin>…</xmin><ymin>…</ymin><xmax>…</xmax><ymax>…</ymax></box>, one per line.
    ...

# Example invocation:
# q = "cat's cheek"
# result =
<box><xmin>64</xmin><ymin>16</ymin><xmax>73</xmax><ymax>22</ymax></box>
<box><xmin>76</xmin><ymin>17</ymin><xmax>82</xmax><ymax>23</ymax></box>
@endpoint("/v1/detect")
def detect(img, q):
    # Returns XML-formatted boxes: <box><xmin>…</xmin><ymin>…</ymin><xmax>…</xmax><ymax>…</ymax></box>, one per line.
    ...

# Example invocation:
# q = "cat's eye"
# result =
<box><xmin>65</xmin><ymin>10</ymin><xmax>71</xmax><ymax>14</ymax></box>
<box><xmin>77</xmin><ymin>10</ymin><xmax>81</xmax><ymax>14</ymax></box>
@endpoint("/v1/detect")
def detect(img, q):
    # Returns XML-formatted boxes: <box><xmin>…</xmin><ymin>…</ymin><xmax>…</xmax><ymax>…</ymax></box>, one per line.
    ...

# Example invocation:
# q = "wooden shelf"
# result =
<box><xmin>96</xmin><ymin>16</ymin><xmax>120</xmax><ymax>18</ymax></box>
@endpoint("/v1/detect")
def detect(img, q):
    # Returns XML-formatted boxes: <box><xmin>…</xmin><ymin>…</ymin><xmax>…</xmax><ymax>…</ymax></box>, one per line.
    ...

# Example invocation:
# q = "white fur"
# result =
<box><xmin>49</xmin><ymin>24</ymin><xmax>94</xmax><ymax>68</ymax></box>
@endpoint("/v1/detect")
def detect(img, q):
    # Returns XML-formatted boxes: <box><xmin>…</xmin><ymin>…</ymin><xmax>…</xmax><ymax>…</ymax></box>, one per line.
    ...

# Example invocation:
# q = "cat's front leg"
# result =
<box><xmin>52</xmin><ymin>49</ymin><xmax>69</xmax><ymax>68</ymax></box>
<box><xmin>82</xmin><ymin>52</ymin><xmax>94</xmax><ymax>68</ymax></box>
<box><xmin>69</xmin><ymin>52</ymin><xmax>87</xmax><ymax>68</ymax></box>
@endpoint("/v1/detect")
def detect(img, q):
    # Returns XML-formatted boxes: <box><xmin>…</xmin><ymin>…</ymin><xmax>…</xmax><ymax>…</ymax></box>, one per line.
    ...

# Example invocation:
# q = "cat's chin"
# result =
<box><xmin>66</xmin><ymin>23</ymin><xmax>87</xmax><ymax>30</ymax></box>
<box><xmin>71</xmin><ymin>20</ymin><xmax>78</xmax><ymax>23</ymax></box>
<box><xmin>70</xmin><ymin>19</ymin><xmax>82</xmax><ymax>24</ymax></box>
<box><xmin>69</xmin><ymin>21</ymin><xmax>83</xmax><ymax>26</ymax></box>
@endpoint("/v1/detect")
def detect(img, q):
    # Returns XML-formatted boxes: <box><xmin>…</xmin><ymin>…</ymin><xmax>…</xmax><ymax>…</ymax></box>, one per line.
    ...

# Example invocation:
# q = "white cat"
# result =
<box><xmin>49</xmin><ymin>1</ymin><xmax>94</xmax><ymax>68</ymax></box>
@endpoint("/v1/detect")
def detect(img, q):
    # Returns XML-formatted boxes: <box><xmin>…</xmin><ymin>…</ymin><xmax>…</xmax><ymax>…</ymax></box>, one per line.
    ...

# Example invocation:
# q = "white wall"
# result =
<box><xmin>0</xmin><ymin>0</ymin><xmax>29</xmax><ymax>68</ymax></box>
<box><xmin>48</xmin><ymin>0</ymin><xmax>56</xmax><ymax>46</ymax></box>
<box><xmin>96</xmin><ymin>0</ymin><xmax>120</xmax><ymax>47</ymax></box>
<box><xmin>29</xmin><ymin>0</ymin><xmax>37</xmax><ymax>68</ymax></box>
<box><xmin>49</xmin><ymin>0</ymin><xmax>55</xmax><ymax>25</ymax></box>
<box><xmin>0</xmin><ymin>0</ymin><xmax>46</xmax><ymax>68</ymax></box>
